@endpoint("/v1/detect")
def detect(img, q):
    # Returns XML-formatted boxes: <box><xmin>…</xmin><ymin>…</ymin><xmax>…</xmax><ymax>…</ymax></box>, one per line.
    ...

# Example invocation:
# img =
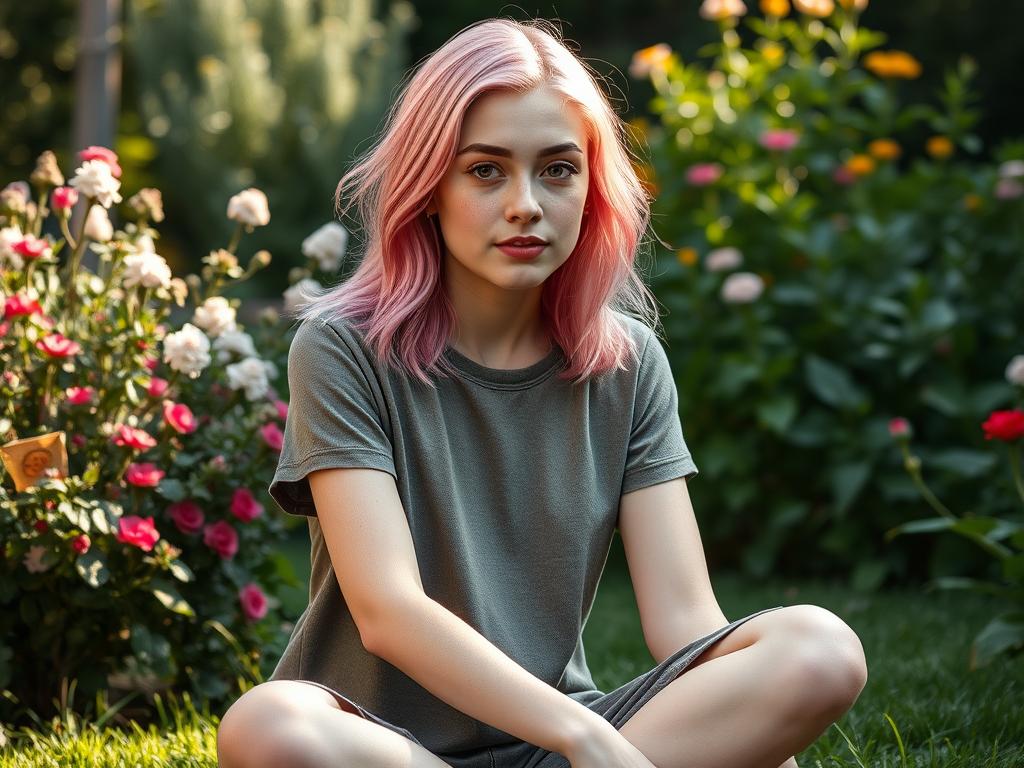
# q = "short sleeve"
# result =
<box><xmin>269</xmin><ymin>318</ymin><xmax>396</xmax><ymax>516</ymax></box>
<box><xmin>621</xmin><ymin>332</ymin><xmax>699</xmax><ymax>495</ymax></box>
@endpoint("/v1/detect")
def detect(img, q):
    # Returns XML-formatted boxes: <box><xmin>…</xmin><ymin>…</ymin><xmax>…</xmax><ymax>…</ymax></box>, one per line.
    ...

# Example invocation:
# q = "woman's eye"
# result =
<box><xmin>468</xmin><ymin>161</ymin><xmax>579</xmax><ymax>180</ymax></box>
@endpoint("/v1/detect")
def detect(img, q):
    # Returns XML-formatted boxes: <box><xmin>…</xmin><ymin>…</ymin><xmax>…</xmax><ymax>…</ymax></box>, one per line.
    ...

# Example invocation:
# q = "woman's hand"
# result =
<box><xmin>563</xmin><ymin>714</ymin><xmax>659</xmax><ymax>768</ymax></box>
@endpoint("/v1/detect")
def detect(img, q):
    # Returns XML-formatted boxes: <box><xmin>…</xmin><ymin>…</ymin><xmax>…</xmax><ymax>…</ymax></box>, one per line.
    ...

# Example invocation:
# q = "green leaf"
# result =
<box><xmin>885</xmin><ymin>517</ymin><xmax>955</xmax><ymax>541</ymax></box>
<box><xmin>125</xmin><ymin>378</ymin><xmax>140</xmax><ymax>406</ymax></box>
<box><xmin>756</xmin><ymin>395</ymin><xmax>798</xmax><ymax>434</ymax></box>
<box><xmin>919</xmin><ymin>299</ymin><xmax>957</xmax><ymax>333</ymax></box>
<box><xmin>156</xmin><ymin>478</ymin><xmax>187</xmax><ymax>502</ymax></box>
<box><xmin>168</xmin><ymin>559</ymin><xmax>195</xmax><ymax>583</ymax></box>
<box><xmin>850</xmin><ymin>559</ymin><xmax>887</xmax><ymax>592</ymax></box>
<box><xmin>971</xmin><ymin>612</ymin><xmax>1024</xmax><ymax>668</ymax></box>
<box><xmin>75</xmin><ymin>550</ymin><xmax>110</xmax><ymax>587</ymax></box>
<box><xmin>926</xmin><ymin>449</ymin><xmax>998</xmax><ymax>478</ymax></box>
<box><xmin>830</xmin><ymin>462</ymin><xmax>872</xmax><ymax>516</ymax></box>
<box><xmin>91</xmin><ymin>501</ymin><xmax>122</xmax><ymax>535</ymax></box>
<box><xmin>151</xmin><ymin>579</ymin><xmax>195</xmax><ymax>616</ymax></box>
<box><xmin>1003</xmin><ymin>554</ymin><xmax>1024</xmax><ymax>583</ymax></box>
<box><xmin>61</xmin><ymin>500</ymin><xmax>90</xmax><ymax>532</ymax></box>
<box><xmin>804</xmin><ymin>355</ymin><xmax>867</xmax><ymax>411</ymax></box>
<box><xmin>82</xmin><ymin>462</ymin><xmax>101</xmax><ymax>486</ymax></box>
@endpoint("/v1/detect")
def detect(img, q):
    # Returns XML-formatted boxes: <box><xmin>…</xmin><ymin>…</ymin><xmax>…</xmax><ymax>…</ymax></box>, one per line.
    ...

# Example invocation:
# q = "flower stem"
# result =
<box><xmin>1007</xmin><ymin>444</ymin><xmax>1024</xmax><ymax>507</ymax></box>
<box><xmin>226</xmin><ymin>223</ymin><xmax>244</xmax><ymax>255</ymax></box>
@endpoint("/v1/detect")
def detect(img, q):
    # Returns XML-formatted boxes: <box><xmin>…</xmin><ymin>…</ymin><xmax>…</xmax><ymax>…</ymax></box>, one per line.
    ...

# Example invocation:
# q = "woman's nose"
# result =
<box><xmin>504</xmin><ymin>178</ymin><xmax>542</xmax><ymax>222</ymax></box>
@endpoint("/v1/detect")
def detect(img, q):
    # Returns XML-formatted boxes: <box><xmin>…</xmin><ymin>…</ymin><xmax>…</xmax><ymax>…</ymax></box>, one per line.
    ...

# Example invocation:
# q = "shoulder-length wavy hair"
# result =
<box><xmin>291</xmin><ymin>17</ymin><xmax>664</xmax><ymax>388</ymax></box>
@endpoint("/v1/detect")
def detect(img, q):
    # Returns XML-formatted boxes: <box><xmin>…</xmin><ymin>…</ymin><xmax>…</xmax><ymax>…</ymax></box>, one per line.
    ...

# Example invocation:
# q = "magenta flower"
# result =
<box><xmin>51</xmin><ymin>186</ymin><xmax>79</xmax><ymax>212</ymax></box>
<box><xmin>239</xmin><ymin>583</ymin><xmax>268</xmax><ymax>621</ymax></box>
<box><xmin>685</xmin><ymin>162</ymin><xmax>724</xmax><ymax>186</ymax></box>
<box><xmin>260</xmin><ymin>423</ymin><xmax>284</xmax><ymax>452</ymax></box>
<box><xmin>758</xmin><ymin>129</ymin><xmax>799</xmax><ymax>151</ymax></box>
<box><xmin>112</xmin><ymin>424</ymin><xmax>157</xmax><ymax>452</ymax></box>
<box><xmin>230</xmin><ymin>488</ymin><xmax>264</xmax><ymax>523</ymax></box>
<box><xmin>888</xmin><ymin>417</ymin><xmax>911</xmax><ymax>438</ymax></box>
<box><xmin>65</xmin><ymin>386</ymin><xmax>96</xmax><ymax>405</ymax></box>
<box><xmin>36</xmin><ymin>333</ymin><xmax>82</xmax><ymax>358</ymax></box>
<box><xmin>12</xmin><ymin>236</ymin><xmax>52</xmax><ymax>261</ymax></box>
<box><xmin>125</xmin><ymin>462</ymin><xmax>165</xmax><ymax>487</ymax></box>
<box><xmin>116</xmin><ymin>515</ymin><xmax>160</xmax><ymax>552</ymax></box>
<box><xmin>71</xmin><ymin>534</ymin><xmax>91</xmax><ymax>555</ymax></box>
<box><xmin>168</xmin><ymin>500</ymin><xmax>205</xmax><ymax>534</ymax></box>
<box><xmin>146</xmin><ymin>377</ymin><xmax>169</xmax><ymax>397</ymax></box>
<box><xmin>163</xmin><ymin>401</ymin><xmax>197</xmax><ymax>434</ymax></box>
<box><xmin>3</xmin><ymin>294</ymin><xmax>43</xmax><ymax>320</ymax></box>
<box><xmin>78</xmin><ymin>145</ymin><xmax>123</xmax><ymax>178</ymax></box>
<box><xmin>203</xmin><ymin>521</ymin><xmax>239</xmax><ymax>560</ymax></box>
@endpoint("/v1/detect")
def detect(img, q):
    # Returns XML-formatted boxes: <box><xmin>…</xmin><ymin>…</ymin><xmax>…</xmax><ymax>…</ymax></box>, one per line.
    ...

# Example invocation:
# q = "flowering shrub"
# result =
<box><xmin>885</xmin><ymin>364</ymin><xmax>1024</xmax><ymax>667</ymax></box>
<box><xmin>0</xmin><ymin>147</ymin><xmax>298</xmax><ymax>720</ymax></box>
<box><xmin>628</xmin><ymin>0</ymin><xmax>1024</xmax><ymax>586</ymax></box>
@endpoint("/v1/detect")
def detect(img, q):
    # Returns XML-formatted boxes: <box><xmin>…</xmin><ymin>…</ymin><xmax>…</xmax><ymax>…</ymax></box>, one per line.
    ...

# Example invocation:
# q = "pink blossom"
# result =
<box><xmin>78</xmin><ymin>145</ymin><xmax>122</xmax><ymax>178</ymax></box>
<box><xmin>36</xmin><ymin>333</ymin><xmax>82</xmax><ymax>358</ymax></box>
<box><xmin>71</xmin><ymin>534</ymin><xmax>91</xmax><ymax>554</ymax></box>
<box><xmin>168</xmin><ymin>500</ymin><xmax>205</xmax><ymax>534</ymax></box>
<box><xmin>34</xmin><ymin>520</ymin><xmax>48</xmax><ymax>533</ymax></box>
<box><xmin>125</xmin><ymin>462</ymin><xmax>165</xmax><ymax>487</ymax></box>
<box><xmin>51</xmin><ymin>186</ymin><xmax>79</xmax><ymax>212</ymax></box>
<box><xmin>203</xmin><ymin>520</ymin><xmax>239</xmax><ymax>560</ymax></box>
<box><xmin>0</xmin><ymin>321</ymin><xmax>8</xmax><ymax>337</ymax></box>
<box><xmin>260</xmin><ymin>423</ymin><xmax>284</xmax><ymax>452</ymax></box>
<box><xmin>995</xmin><ymin>178</ymin><xmax>1023</xmax><ymax>200</ymax></box>
<box><xmin>116</xmin><ymin>515</ymin><xmax>160</xmax><ymax>551</ymax></box>
<box><xmin>685</xmin><ymin>162</ymin><xmax>724</xmax><ymax>186</ymax></box>
<box><xmin>65</xmin><ymin>386</ymin><xmax>96</xmax><ymax>405</ymax></box>
<box><xmin>832</xmin><ymin>166</ymin><xmax>857</xmax><ymax>185</ymax></box>
<box><xmin>230</xmin><ymin>488</ymin><xmax>264</xmax><ymax>523</ymax></box>
<box><xmin>239</xmin><ymin>583</ymin><xmax>268</xmax><ymax>621</ymax></box>
<box><xmin>758</xmin><ymin>129</ymin><xmax>800</xmax><ymax>152</ymax></box>
<box><xmin>146</xmin><ymin>377</ymin><xmax>169</xmax><ymax>397</ymax></box>
<box><xmin>163</xmin><ymin>401</ymin><xmax>197</xmax><ymax>434</ymax></box>
<box><xmin>3</xmin><ymin>294</ymin><xmax>43</xmax><ymax>320</ymax></box>
<box><xmin>112</xmin><ymin>424</ymin><xmax>157</xmax><ymax>452</ymax></box>
<box><xmin>888</xmin><ymin>417</ymin><xmax>911</xmax><ymax>438</ymax></box>
<box><xmin>143</xmin><ymin>356</ymin><xmax>160</xmax><ymax>372</ymax></box>
<box><xmin>12</xmin><ymin>236</ymin><xmax>52</xmax><ymax>261</ymax></box>
<box><xmin>71</xmin><ymin>433</ymin><xmax>87</xmax><ymax>448</ymax></box>
<box><xmin>274</xmin><ymin>399</ymin><xmax>288</xmax><ymax>421</ymax></box>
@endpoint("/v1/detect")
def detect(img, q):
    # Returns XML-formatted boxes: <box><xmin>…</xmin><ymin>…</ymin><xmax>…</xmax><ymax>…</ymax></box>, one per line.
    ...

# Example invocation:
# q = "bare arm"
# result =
<box><xmin>309</xmin><ymin>467</ymin><xmax>608</xmax><ymax>759</ymax></box>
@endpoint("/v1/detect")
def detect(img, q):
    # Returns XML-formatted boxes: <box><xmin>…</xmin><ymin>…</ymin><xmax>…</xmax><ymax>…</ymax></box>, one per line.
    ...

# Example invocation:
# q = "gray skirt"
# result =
<box><xmin>298</xmin><ymin>605</ymin><xmax>785</xmax><ymax>768</ymax></box>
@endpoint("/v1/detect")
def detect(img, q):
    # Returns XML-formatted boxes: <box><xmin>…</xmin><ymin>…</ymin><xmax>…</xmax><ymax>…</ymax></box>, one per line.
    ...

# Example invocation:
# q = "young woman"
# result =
<box><xmin>218</xmin><ymin>17</ymin><xmax>867</xmax><ymax>768</ymax></box>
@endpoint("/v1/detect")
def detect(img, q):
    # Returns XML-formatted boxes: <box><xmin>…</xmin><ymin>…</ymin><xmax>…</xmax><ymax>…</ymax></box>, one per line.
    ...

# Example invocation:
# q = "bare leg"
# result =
<box><xmin>217</xmin><ymin>680</ymin><xmax>451</xmax><ymax>768</ymax></box>
<box><xmin>618</xmin><ymin>605</ymin><xmax>867</xmax><ymax>768</ymax></box>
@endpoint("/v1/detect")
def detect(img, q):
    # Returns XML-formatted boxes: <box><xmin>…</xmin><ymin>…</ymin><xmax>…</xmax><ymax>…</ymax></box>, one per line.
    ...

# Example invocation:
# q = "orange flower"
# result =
<box><xmin>760</xmin><ymin>42</ymin><xmax>786</xmax><ymax>65</ymax></box>
<box><xmin>867</xmin><ymin>139</ymin><xmax>901</xmax><ymax>160</ymax></box>
<box><xmin>962</xmin><ymin>193</ymin><xmax>982</xmax><ymax>212</ymax></box>
<box><xmin>629</xmin><ymin>44</ymin><xmax>673</xmax><ymax>79</ymax></box>
<box><xmin>793</xmin><ymin>0</ymin><xmax>834</xmax><ymax>16</ymax></box>
<box><xmin>844</xmin><ymin>154</ymin><xmax>876</xmax><ymax>176</ymax></box>
<box><xmin>677</xmin><ymin>247</ymin><xmax>699</xmax><ymax>266</ymax></box>
<box><xmin>838</xmin><ymin>0</ymin><xmax>868</xmax><ymax>9</ymax></box>
<box><xmin>863</xmin><ymin>50</ymin><xmax>922</xmax><ymax>79</ymax></box>
<box><xmin>926</xmin><ymin>136</ymin><xmax>954</xmax><ymax>159</ymax></box>
<box><xmin>699</xmin><ymin>0</ymin><xmax>748</xmax><ymax>21</ymax></box>
<box><xmin>760</xmin><ymin>0</ymin><xmax>790</xmax><ymax>15</ymax></box>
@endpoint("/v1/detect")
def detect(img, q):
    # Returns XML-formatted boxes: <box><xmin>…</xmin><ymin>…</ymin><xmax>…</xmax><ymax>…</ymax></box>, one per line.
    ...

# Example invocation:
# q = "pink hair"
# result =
<box><xmin>292</xmin><ymin>17</ymin><xmax>663</xmax><ymax>388</ymax></box>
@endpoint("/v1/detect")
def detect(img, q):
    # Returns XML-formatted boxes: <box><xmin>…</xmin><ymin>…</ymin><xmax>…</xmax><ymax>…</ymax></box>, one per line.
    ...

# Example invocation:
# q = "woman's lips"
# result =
<box><xmin>496</xmin><ymin>243</ymin><xmax>547</xmax><ymax>259</ymax></box>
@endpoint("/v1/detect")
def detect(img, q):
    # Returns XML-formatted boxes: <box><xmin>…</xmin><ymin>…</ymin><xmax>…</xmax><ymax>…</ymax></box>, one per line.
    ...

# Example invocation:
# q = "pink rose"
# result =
<box><xmin>65</xmin><ymin>386</ymin><xmax>96</xmax><ymax>405</ymax></box>
<box><xmin>116</xmin><ymin>515</ymin><xmax>160</xmax><ymax>552</ymax></box>
<box><xmin>239</xmin><ymin>583</ymin><xmax>268</xmax><ymax>621</ymax></box>
<box><xmin>125</xmin><ymin>462</ymin><xmax>165</xmax><ymax>487</ymax></box>
<box><xmin>4</xmin><ymin>294</ymin><xmax>43</xmax><ymax>320</ymax></box>
<box><xmin>12</xmin><ymin>236</ymin><xmax>52</xmax><ymax>261</ymax></box>
<box><xmin>71</xmin><ymin>433</ymin><xmax>87</xmax><ymax>448</ymax></box>
<box><xmin>260</xmin><ymin>423</ymin><xmax>283</xmax><ymax>452</ymax></box>
<box><xmin>203</xmin><ymin>521</ymin><xmax>239</xmax><ymax>560</ymax></box>
<box><xmin>36</xmin><ymin>333</ymin><xmax>82</xmax><ymax>358</ymax></box>
<box><xmin>759</xmin><ymin>129</ymin><xmax>800</xmax><ymax>152</ymax></box>
<box><xmin>685</xmin><ymin>162</ymin><xmax>724</xmax><ymax>186</ymax></box>
<box><xmin>168</xmin><ymin>500</ymin><xmax>205</xmax><ymax>534</ymax></box>
<box><xmin>71</xmin><ymin>534</ymin><xmax>91</xmax><ymax>554</ymax></box>
<box><xmin>79</xmin><ymin>145</ymin><xmax>122</xmax><ymax>178</ymax></box>
<box><xmin>274</xmin><ymin>399</ymin><xmax>288</xmax><ymax>421</ymax></box>
<box><xmin>51</xmin><ymin>186</ymin><xmax>79</xmax><ymax>212</ymax></box>
<box><xmin>230</xmin><ymin>488</ymin><xmax>264</xmax><ymax>523</ymax></box>
<box><xmin>112</xmin><ymin>424</ymin><xmax>157</xmax><ymax>451</ymax></box>
<box><xmin>0</xmin><ymin>321</ymin><xmax>7</xmax><ymax>337</ymax></box>
<box><xmin>147</xmin><ymin>377</ymin><xmax>169</xmax><ymax>397</ymax></box>
<box><xmin>144</xmin><ymin>356</ymin><xmax>160</xmax><ymax>372</ymax></box>
<box><xmin>888</xmin><ymin>418</ymin><xmax>911</xmax><ymax>438</ymax></box>
<box><xmin>163</xmin><ymin>401</ymin><xmax>197</xmax><ymax>434</ymax></box>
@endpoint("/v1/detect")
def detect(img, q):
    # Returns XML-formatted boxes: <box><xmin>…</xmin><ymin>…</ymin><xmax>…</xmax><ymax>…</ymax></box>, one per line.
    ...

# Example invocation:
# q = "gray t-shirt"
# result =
<box><xmin>268</xmin><ymin>310</ymin><xmax>698</xmax><ymax>756</ymax></box>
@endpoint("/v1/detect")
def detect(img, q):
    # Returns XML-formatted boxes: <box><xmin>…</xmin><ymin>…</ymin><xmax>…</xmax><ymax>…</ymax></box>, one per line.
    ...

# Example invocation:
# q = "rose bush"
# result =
<box><xmin>0</xmin><ymin>146</ymin><xmax>304</xmax><ymax>721</ymax></box>
<box><xmin>629</xmin><ymin>0</ymin><xmax>1024</xmax><ymax>587</ymax></box>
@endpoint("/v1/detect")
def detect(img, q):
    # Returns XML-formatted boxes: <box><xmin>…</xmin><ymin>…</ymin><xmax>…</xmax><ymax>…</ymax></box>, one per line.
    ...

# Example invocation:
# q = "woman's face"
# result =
<box><xmin>428</xmin><ymin>84</ymin><xmax>590</xmax><ymax>297</ymax></box>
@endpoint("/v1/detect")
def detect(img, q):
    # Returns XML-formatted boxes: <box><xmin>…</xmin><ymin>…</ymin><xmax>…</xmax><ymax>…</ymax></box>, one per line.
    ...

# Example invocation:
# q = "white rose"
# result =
<box><xmin>226</xmin><ymin>188</ymin><xmax>270</xmax><ymax>228</ymax></box>
<box><xmin>136</xmin><ymin>233</ymin><xmax>156</xmax><ymax>252</ymax></box>
<box><xmin>998</xmin><ymin>160</ymin><xmax>1024</xmax><ymax>179</ymax></box>
<box><xmin>213</xmin><ymin>329</ymin><xmax>257</xmax><ymax>362</ymax></box>
<box><xmin>721</xmin><ymin>272</ymin><xmax>765</xmax><ymax>304</ymax></box>
<box><xmin>68</xmin><ymin>159</ymin><xmax>123</xmax><ymax>209</ymax></box>
<box><xmin>84</xmin><ymin>205</ymin><xmax>113</xmax><ymax>242</ymax></box>
<box><xmin>23</xmin><ymin>545</ymin><xmax>53</xmax><ymax>574</ymax></box>
<box><xmin>283</xmin><ymin>278</ymin><xmax>323</xmax><ymax>313</ymax></box>
<box><xmin>163</xmin><ymin>323</ymin><xmax>211</xmax><ymax>379</ymax></box>
<box><xmin>0</xmin><ymin>225</ymin><xmax>25</xmax><ymax>271</ymax></box>
<box><xmin>122</xmin><ymin>250</ymin><xmax>172</xmax><ymax>290</ymax></box>
<box><xmin>192</xmin><ymin>296</ymin><xmax>237</xmax><ymax>339</ymax></box>
<box><xmin>699</xmin><ymin>0</ymin><xmax>747</xmax><ymax>20</ymax></box>
<box><xmin>226</xmin><ymin>356</ymin><xmax>273</xmax><ymax>400</ymax></box>
<box><xmin>705</xmin><ymin>246</ymin><xmax>743</xmax><ymax>272</ymax></box>
<box><xmin>1006</xmin><ymin>355</ymin><xmax>1024</xmax><ymax>386</ymax></box>
<box><xmin>301</xmin><ymin>222</ymin><xmax>349</xmax><ymax>272</ymax></box>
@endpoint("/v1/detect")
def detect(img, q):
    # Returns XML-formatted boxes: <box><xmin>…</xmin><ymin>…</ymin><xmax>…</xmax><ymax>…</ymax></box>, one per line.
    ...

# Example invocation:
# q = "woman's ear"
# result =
<box><xmin>425</xmin><ymin>198</ymin><xmax>437</xmax><ymax>217</ymax></box>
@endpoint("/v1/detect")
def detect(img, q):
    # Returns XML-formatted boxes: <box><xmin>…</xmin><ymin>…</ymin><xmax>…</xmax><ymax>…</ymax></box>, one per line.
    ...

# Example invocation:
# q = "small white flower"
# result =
<box><xmin>301</xmin><ymin>222</ymin><xmax>349</xmax><ymax>272</ymax></box>
<box><xmin>721</xmin><ymin>272</ymin><xmax>765</xmax><ymax>304</ymax></box>
<box><xmin>136</xmin><ymin>233</ymin><xmax>156</xmax><ymax>252</ymax></box>
<box><xmin>998</xmin><ymin>160</ymin><xmax>1024</xmax><ymax>179</ymax></box>
<box><xmin>226</xmin><ymin>188</ymin><xmax>270</xmax><ymax>228</ymax></box>
<box><xmin>0</xmin><ymin>225</ymin><xmax>25</xmax><ymax>271</ymax></box>
<box><xmin>226</xmin><ymin>356</ymin><xmax>273</xmax><ymax>400</ymax></box>
<box><xmin>23</xmin><ymin>545</ymin><xmax>53</xmax><ymax>574</ymax></box>
<box><xmin>705</xmin><ymin>246</ymin><xmax>743</xmax><ymax>272</ymax></box>
<box><xmin>69</xmin><ymin>159</ymin><xmax>123</xmax><ymax>209</ymax></box>
<box><xmin>84</xmin><ymin>205</ymin><xmax>113</xmax><ymax>242</ymax></box>
<box><xmin>1006</xmin><ymin>355</ymin><xmax>1024</xmax><ymax>386</ymax></box>
<box><xmin>283</xmin><ymin>278</ymin><xmax>323</xmax><ymax>313</ymax></box>
<box><xmin>192</xmin><ymin>296</ymin><xmax>237</xmax><ymax>339</ymax></box>
<box><xmin>213</xmin><ymin>329</ymin><xmax>257</xmax><ymax>362</ymax></box>
<box><xmin>122</xmin><ymin>250</ymin><xmax>172</xmax><ymax>290</ymax></box>
<box><xmin>163</xmin><ymin>323</ymin><xmax>212</xmax><ymax>379</ymax></box>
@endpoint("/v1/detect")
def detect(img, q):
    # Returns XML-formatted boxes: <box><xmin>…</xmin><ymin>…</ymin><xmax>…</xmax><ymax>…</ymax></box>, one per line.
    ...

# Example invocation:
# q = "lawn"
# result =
<box><xmin>2</xmin><ymin>533</ymin><xmax>1022</xmax><ymax>767</ymax></box>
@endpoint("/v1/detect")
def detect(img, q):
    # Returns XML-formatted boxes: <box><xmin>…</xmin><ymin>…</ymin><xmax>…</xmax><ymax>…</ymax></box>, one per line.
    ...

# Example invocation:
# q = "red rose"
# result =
<box><xmin>163</xmin><ymin>401</ymin><xmax>197</xmax><ymax>434</ymax></box>
<box><xmin>33</xmin><ymin>520</ymin><xmax>48</xmax><ymax>533</ymax></box>
<box><xmin>147</xmin><ymin>377</ymin><xmax>169</xmax><ymax>397</ymax></box>
<box><xmin>3</xmin><ymin>294</ymin><xmax>43</xmax><ymax>320</ymax></box>
<box><xmin>125</xmin><ymin>462</ymin><xmax>165</xmax><ymax>487</ymax></box>
<box><xmin>230</xmin><ymin>488</ymin><xmax>264</xmax><ymax>523</ymax></box>
<box><xmin>203</xmin><ymin>521</ymin><xmax>238</xmax><ymax>560</ymax></box>
<box><xmin>12</xmin><ymin>236</ymin><xmax>51</xmax><ymax>260</ymax></box>
<box><xmin>65</xmin><ymin>386</ymin><xmax>96</xmax><ymax>405</ymax></box>
<box><xmin>71</xmin><ymin>534</ymin><xmax>91</xmax><ymax>554</ymax></box>
<box><xmin>982</xmin><ymin>410</ymin><xmax>1024</xmax><ymax>442</ymax></box>
<box><xmin>51</xmin><ymin>186</ymin><xmax>79</xmax><ymax>212</ymax></box>
<box><xmin>116</xmin><ymin>515</ymin><xmax>160</xmax><ymax>552</ymax></box>
<box><xmin>36</xmin><ymin>333</ymin><xmax>82</xmax><ymax>358</ymax></box>
<box><xmin>168</xmin><ymin>500</ymin><xmax>205</xmax><ymax>534</ymax></box>
<box><xmin>239</xmin><ymin>583</ymin><xmax>268</xmax><ymax>621</ymax></box>
<box><xmin>888</xmin><ymin>417</ymin><xmax>911</xmax><ymax>438</ymax></box>
<box><xmin>112</xmin><ymin>424</ymin><xmax>157</xmax><ymax>452</ymax></box>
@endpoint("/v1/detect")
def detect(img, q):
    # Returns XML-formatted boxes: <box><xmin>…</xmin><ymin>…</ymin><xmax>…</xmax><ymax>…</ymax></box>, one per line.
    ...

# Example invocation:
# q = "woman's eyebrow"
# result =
<box><xmin>455</xmin><ymin>142</ymin><xmax>583</xmax><ymax>157</ymax></box>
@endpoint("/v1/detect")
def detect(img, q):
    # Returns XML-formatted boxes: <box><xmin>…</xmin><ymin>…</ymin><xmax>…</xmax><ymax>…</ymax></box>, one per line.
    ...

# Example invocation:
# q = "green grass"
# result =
<box><xmin>2</xmin><ymin>533</ymin><xmax>1022</xmax><ymax>766</ymax></box>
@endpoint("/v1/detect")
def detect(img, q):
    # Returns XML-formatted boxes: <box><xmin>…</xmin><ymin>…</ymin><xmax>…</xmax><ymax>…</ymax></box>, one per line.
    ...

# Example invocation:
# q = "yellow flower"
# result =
<box><xmin>793</xmin><ymin>0</ymin><xmax>835</xmax><ymax>16</ymax></box>
<box><xmin>926</xmin><ymin>136</ymin><xmax>954</xmax><ymax>159</ymax></box>
<box><xmin>761</xmin><ymin>42</ymin><xmax>786</xmax><ymax>65</ymax></box>
<box><xmin>629</xmin><ymin>44</ymin><xmax>673</xmax><ymax>79</ymax></box>
<box><xmin>838</xmin><ymin>0</ymin><xmax>868</xmax><ymax>9</ymax></box>
<box><xmin>677</xmin><ymin>247</ymin><xmax>699</xmax><ymax>266</ymax></box>
<box><xmin>845</xmin><ymin>154</ymin><xmax>876</xmax><ymax>176</ymax></box>
<box><xmin>760</xmin><ymin>0</ymin><xmax>790</xmax><ymax>16</ymax></box>
<box><xmin>867</xmin><ymin>139</ymin><xmax>901</xmax><ymax>160</ymax></box>
<box><xmin>962</xmin><ymin>193</ymin><xmax>982</xmax><ymax>212</ymax></box>
<box><xmin>699</xmin><ymin>0</ymin><xmax>749</xmax><ymax>21</ymax></box>
<box><xmin>863</xmin><ymin>50</ymin><xmax>922</xmax><ymax>79</ymax></box>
